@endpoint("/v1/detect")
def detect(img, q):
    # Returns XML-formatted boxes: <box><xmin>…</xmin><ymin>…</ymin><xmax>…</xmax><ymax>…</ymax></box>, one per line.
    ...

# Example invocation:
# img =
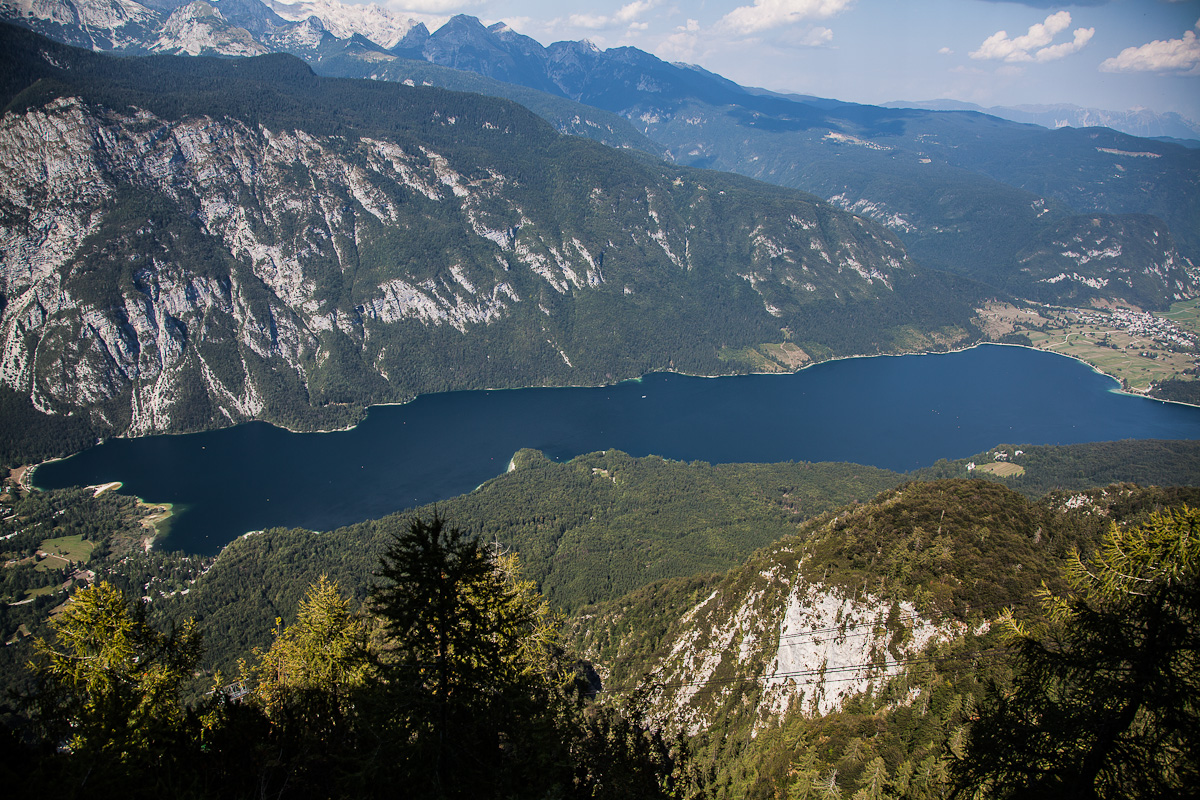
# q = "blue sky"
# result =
<box><xmin>378</xmin><ymin>0</ymin><xmax>1200</xmax><ymax>119</ymax></box>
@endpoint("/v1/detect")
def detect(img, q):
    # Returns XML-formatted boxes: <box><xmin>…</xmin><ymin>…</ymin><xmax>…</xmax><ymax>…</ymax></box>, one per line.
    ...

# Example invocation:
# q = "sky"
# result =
<box><xmin>371</xmin><ymin>0</ymin><xmax>1200</xmax><ymax>120</ymax></box>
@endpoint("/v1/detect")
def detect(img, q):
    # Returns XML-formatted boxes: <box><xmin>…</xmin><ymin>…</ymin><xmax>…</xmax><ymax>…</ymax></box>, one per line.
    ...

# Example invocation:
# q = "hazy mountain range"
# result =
<box><xmin>884</xmin><ymin>99</ymin><xmax>1200</xmax><ymax>145</ymax></box>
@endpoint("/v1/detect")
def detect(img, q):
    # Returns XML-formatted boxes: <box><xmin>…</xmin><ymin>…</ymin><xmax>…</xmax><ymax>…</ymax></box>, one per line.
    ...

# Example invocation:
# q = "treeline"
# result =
<box><xmin>0</xmin><ymin>388</ymin><xmax>104</xmax><ymax>467</ymax></box>
<box><xmin>911</xmin><ymin>439</ymin><xmax>1200</xmax><ymax>497</ymax></box>
<box><xmin>1150</xmin><ymin>378</ymin><xmax>1200</xmax><ymax>405</ymax></box>
<box><xmin>2</xmin><ymin>517</ymin><xmax>693</xmax><ymax>799</ymax></box>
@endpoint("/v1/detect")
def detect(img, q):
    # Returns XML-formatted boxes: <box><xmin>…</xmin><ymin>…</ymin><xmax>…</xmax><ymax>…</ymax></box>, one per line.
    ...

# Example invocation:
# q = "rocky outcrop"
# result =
<box><xmin>0</xmin><ymin>77</ymin><xmax>923</xmax><ymax>436</ymax></box>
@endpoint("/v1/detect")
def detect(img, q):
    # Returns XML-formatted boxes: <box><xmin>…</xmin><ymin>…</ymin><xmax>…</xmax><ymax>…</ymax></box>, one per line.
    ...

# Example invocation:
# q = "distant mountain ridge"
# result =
<box><xmin>5</xmin><ymin>0</ymin><xmax>1195</xmax><ymax>314</ymax></box>
<box><xmin>884</xmin><ymin>99</ymin><xmax>1200</xmax><ymax>144</ymax></box>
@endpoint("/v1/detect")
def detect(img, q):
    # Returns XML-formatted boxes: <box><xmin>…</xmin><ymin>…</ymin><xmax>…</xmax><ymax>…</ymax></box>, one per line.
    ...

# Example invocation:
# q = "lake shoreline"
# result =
<box><xmin>29</xmin><ymin>340</ymin><xmax>1198</xmax><ymax>487</ymax></box>
<box><xmin>33</xmin><ymin>343</ymin><xmax>1200</xmax><ymax>556</ymax></box>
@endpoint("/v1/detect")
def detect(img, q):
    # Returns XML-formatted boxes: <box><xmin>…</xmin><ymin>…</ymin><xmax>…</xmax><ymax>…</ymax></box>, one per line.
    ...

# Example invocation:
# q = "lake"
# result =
<box><xmin>33</xmin><ymin>345</ymin><xmax>1200</xmax><ymax>554</ymax></box>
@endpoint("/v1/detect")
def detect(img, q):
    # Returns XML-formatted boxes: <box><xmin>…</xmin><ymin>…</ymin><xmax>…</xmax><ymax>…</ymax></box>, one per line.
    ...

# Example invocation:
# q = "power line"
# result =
<box><xmin>594</xmin><ymin>646</ymin><xmax>1011</xmax><ymax>698</ymax></box>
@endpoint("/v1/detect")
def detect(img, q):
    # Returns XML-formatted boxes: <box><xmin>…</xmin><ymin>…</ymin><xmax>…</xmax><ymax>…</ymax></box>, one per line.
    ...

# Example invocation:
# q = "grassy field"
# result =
<box><xmin>1023</xmin><ymin>329</ymin><xmax>1191</xmax><ymax>390</ymax></box>
<box><xmin>976</xmin><ymin>300</ymin><xmax>1200</xmax><ymax>391</ymax></box>
<box><xmin>34</xmin><ymin>554</ymin><xmax>69</xmax><ymax>573</ymax></box>
<box><xmin>1023</xmin><ymin>319</ymin><xmax>1196</xmax><ymax>392</ymax></box>
<box><xmin>39</xmin><ymin>534</ymin><xmax>95</xmax><ymax>563</ymax></box>
<box><xmin>1157</xmin><ymin>298</ymin><xmax>1200</xmax><ymax>335</ymax></box>
<box><xmin>757</xmin><ymin>342</ymin><xmax>811</xmax><ymax>370</ymax></box>
<box><xmin>718</xmin><ymin>342</ymin><xmax>810</xmax><ymax>373</ymax></box>
<box><xmin>974</xmin><ymin>462</ymin><xmax>1025</xmax><ymax>477</ymax></box>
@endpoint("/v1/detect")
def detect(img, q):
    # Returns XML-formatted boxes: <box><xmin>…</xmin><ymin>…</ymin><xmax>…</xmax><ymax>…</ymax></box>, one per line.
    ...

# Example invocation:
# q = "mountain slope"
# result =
<box><xmin>884</xmin><ymin>98</ymin><xmax>1200</xmax><ymax>143</ymax></box>
<box><xmin>367</xmin><ymin>12</ymin><xmax>1200</xmax><ymax>310</ymax></box>
<box><xmin>0</xmin><ymin>26</ymin><xmax>985</xmax><ymax>454</ymax></box>
<box><xmin>5</xmin><ymin>1</ymin><xmax>1196</xmax><ymax>311</ymax></box>
<box><xmin>566</xmin><ymin>479</ymin><xmax>1200</xmax><ymax>797</ymax></box>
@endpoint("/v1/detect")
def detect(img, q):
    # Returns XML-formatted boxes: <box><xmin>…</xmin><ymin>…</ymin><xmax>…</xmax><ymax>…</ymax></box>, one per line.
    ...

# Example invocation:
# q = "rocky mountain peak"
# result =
<box><xmin>152</xmin><ymin>0</ymin><xmax>267</xmax><ymax>55</ymax></box>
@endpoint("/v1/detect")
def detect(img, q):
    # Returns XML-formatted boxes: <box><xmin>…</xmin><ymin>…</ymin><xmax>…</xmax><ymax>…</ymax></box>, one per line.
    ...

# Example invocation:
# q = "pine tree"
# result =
<box><xmin>28</xmin><ymin>581</ymin><xmax>201</xmax><ymax>790</ymax></box>
<box><xmin>251</xmin><ymin>574</ymin><xmax>370</xmax><ymax>734</ymax></box>
<box><xmin>367</xmin><ymin>512</ymin><xmax>565</xmax><ymax>795</ymax></box>
<box><xmin>953</xmin><ymin>506</ymin><xmax>1200</xmax><ymax>798</ymax></box>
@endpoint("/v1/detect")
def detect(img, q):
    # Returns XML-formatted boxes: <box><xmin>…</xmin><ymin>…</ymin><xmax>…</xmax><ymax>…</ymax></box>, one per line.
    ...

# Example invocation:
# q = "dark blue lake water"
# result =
<box><xmin>33</xmin><ymin>345</ymin><xmax>1200</xmax><ymax>554</ymax></box>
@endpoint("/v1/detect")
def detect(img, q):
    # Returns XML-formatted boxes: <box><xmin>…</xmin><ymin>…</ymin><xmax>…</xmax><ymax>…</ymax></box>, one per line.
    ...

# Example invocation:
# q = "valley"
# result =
<box><xmin>0</xmin><ymin>3</ymin><xmax>1196</xmax><ymax>796</ymax></box>
<box><xmin>977</xmin><ymin>299</ymin><xmax>1200</xmax><ymax>394</ymax></box>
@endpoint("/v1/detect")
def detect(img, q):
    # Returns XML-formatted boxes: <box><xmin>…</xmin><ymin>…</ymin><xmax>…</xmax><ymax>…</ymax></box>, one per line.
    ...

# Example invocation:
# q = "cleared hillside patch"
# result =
<box><xmin>38</xmin><ymin>534</ymin><xmax>94</xmax><ymax>563</ymax></box>
<box><xmin>974</xmin><ymin>462</ymin><xmax>1025</xmax><ymax>477</ymax></box>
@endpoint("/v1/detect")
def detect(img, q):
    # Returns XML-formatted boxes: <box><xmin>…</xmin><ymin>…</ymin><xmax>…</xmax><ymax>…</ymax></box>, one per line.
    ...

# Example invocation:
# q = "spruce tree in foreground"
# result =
<box><xmin>27</xmin><ymin>581</ymin><xmax>202</xmax><ymax>794</ymax></box>
<box><xmin>953</xmin><ymin>506</ymin><xmax>1200</xmax><ymax>798</ymax></box>
<box><xmin>367</xmin><ymin>512</ymin><xmax>690</xmax><ymax>798</ymax></box>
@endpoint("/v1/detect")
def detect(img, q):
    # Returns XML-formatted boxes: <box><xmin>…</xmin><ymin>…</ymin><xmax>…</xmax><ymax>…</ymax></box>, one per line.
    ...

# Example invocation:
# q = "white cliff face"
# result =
<box><xmin>760</xmin><ymin>584</ymin><xmax>949</xmax><ymax>719</ymax></box>
<box><xmin>152</xmin><ymin>1</ymin><xmax>269</xmax><ymax>56</ymax></box>
<box><xmin>0</xmin><ymin>86</ymin><xmax>914</xmax><ymax>436</ymax></box>
<box><xmin>1</xmin><ymin>0</ymin><xmax>161</xmax><ymax>49</ymax></box>
<box><xmin>584</xmin><ymin>550</ymin><xmax>960</xmax><ymax>737</ymax></box>
<box><xmin>0</xmin><ymin>97</ymin><xmax>109</xmax><ymax>292</ymax></box>
<box><xmin>0</xmin><ymin>95</ymin><xmax>660</xmax><ymax>431</ymax></box>
<box><xmin>264</xmin><ymin>0</ymin><xmax>417</xmax><ymax>48</ymax></box>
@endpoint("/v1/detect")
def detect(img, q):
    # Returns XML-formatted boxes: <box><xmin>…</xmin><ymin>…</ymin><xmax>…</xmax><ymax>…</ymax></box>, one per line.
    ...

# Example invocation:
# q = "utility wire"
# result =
<box><xmin>595</xmin><ymin>646</ymin><xmax>1011</xmax><ymax>697</ymax></box>
<box><xmin>586</xmin><ymin>597</ymin><xmax>1034</xmax><ymax>698</ymax></box>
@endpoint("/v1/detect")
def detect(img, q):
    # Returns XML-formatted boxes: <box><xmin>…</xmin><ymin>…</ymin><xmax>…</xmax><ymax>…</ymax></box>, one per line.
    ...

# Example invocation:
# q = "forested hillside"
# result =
<box><xmin>565</xmin><ymin>479</ymin><xmax>1200</xmax><ymax>798</ymax></box>
<box><xmin>912</xmin><ymin>438</ymin><xmax>1200</xmax><ymax>496</ymax></box>
<box><xmin>3</xmin><ymin>460</ymin><xmax>1196</xmax><ymax>798</ymax></box>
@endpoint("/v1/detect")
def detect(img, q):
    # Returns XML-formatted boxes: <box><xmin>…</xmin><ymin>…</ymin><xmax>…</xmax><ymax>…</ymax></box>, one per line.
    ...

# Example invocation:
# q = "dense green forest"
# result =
<box><xmin>911</xmin><ymin>439</ymin><xmax>1200</xmax><ymax>497</ymax></box>
<box><xmin>4</xmin><ymin>439</ymin><xmax>1198</xmax><ymax>686</ymax></box>
<box><xmin>566</xmin><ymin>480</ymin><xmax>1200</xmax><ymax>799</ymax></box>
<box><xmin>124</xmin><ymin>451</ymin><xmax>907</xmax><ymax>674</ymax></box>
<box><xmin>1150</xmin><ymin>378</ymin><xmax>1200</xmax><ymax>405</ymax></box>
<box><xmin>2</xmin><ymin>478</ymin><xmax>1195</xmax><ymax>798</ymax></box>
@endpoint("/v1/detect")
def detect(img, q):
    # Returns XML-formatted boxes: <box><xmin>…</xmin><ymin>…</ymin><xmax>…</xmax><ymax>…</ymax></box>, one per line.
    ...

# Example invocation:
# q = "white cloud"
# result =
<box><xmin>718</xmin><ymin>0</ymin><xmax>855</xmax><ymax>36</ymax></box>
<box><xmin>615</xmin><ymin>1</ymin><xmax>654</xmax><ymax>25</ymax></box>
<box><xmin>1099</xmin><ymin>21</ymin><xmax>1200</xmax><ymax>74</ymax></box>
<box><xmin>773</xmin><ymin>24</ymin><xmax>835</xmax><ymax>48</ymax></box>
<box><xmin>657</xmin><ymin>19</ymin><xmax>703</xmax><ymax>60</ymax></box>
<box><xmin>563</xmin><ymin>0</ymin><xmax>658</xmax><ymax>33</ymax></box>
<box><xmin>938</xmin><ymin>46</ymin><xmax>953</xmax><ymax>55</ymax></box>
<box><xmin>568</xmin><ymin>13</ymin><xmax>609</xmax><ymax>30</ymax></box>
<box><xmin>798</xmin><ymin>26</ymin><xmax>833</xmax><ymax>47</ymax></box>
<box><xmin>970</xmin><ymin>11</ymin><xmax>1093</xmax><ymax>63</ymax></box>
<box><xmin>1032</xmin><ymin>25</ymin><xmax>1094</xmax><ymax>62</ymax></box>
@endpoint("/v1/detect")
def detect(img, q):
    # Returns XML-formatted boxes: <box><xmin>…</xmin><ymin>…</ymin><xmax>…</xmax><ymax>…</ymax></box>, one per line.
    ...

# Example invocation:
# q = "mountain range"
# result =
<box><xmin>2</xmin><ymin>1</ymin><xmax>1199</xmax><ymax>456</ymax></box>
<box><xmin>883</xmin><ymin>99</ymin><xmax>1200</xmax><ymax>145</ymax></box>
<box><xmin>5</xmin><ymin>0</ymin><xmax>1197</xmax><ymax>313</ymax></box>
<box><xmin>2</xmin><ymin>23</ymin><xmax>994</xmax><ymax>458</ymax></box>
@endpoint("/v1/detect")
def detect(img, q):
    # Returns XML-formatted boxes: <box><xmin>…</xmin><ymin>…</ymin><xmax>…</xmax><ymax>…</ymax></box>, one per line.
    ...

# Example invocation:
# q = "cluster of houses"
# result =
<box><xmin>1070</xmin><ymin>307</ymin><xmax>1197</xmax><ymax>352</ymax></box>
